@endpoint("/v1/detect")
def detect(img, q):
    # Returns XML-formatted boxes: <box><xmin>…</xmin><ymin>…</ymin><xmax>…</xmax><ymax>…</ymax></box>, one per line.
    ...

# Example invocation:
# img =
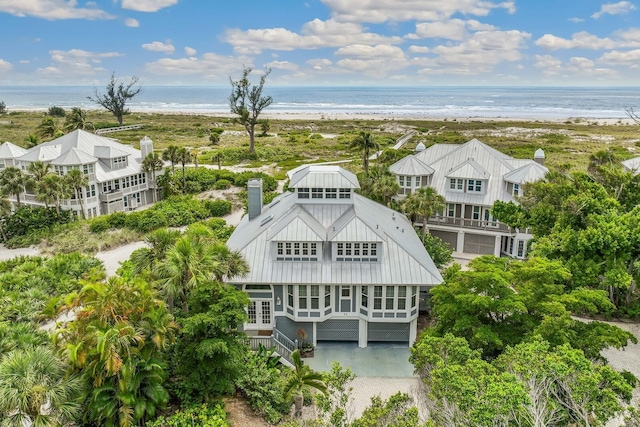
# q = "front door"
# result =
<box><xmin>247</xmin><ymin>299</ymin><xmax>273</xmax><ymax>330</ymax></box>
<box><xmin>340</xmin><ymin>286</ymin><xmax>352</xmax><ymax>312</ymax></box>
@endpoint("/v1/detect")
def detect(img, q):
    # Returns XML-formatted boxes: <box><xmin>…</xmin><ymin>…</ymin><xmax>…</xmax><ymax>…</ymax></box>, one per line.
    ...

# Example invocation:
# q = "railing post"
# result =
<box><xmin>295</xmin><ymin>339</ymin><xmax>299</xmax><ymax>350</ymax></box>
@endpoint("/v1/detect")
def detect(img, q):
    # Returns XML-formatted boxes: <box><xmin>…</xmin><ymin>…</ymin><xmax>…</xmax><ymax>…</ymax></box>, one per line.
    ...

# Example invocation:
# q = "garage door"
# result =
<box><xmin>463</xmin><ymin>233</ymin><xmax>495</xmax><ymax>255</ymax></box>
<box><xmin>368</xmin><ymin>322</ymin><xmax>410</xmax><ymax>343</ymax></box>
<box><xmin>317</xmin><ymin>319</ymin><xmax>358</xmax><ymax>341</ymax></box>
<box><xmin>429</xmin><ymin>230</ymin><xmax>457</xmax><ymax>251</ymax></box>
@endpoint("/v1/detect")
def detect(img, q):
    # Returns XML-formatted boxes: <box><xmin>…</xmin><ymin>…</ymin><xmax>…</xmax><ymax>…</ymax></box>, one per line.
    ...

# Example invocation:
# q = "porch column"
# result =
<box><xmin>409</xmin><ymin>318</ymin><xmax>418</xmax><ymax>346</ymax></box>
<box><xmin>358</xmin><ymin>318</ymin><xmax>367</xmax><ymax>348</ymax></box>
<box><xmin>312</xmin><ymin>322</ymin><xmax>317</xmax><ymax>347</ymax></box>
<box><xmin>494</xmin><ymin>235</ymin><xmax>501</xmax><ymax>257</ymax></box>
<box><xmin>456</xmin><ymin>231</ymin><xmax>465</xmax><ymax>253</ymax></box>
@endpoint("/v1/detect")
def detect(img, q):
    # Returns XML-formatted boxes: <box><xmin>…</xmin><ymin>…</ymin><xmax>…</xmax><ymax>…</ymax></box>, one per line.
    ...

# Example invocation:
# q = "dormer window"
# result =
<box><xmin>298</xmin><ymin>188</ymin><xmax>309</xmax><ymax>199</ymax></box>
<box><xmin>276</xmin><ymin>242</ymin><xmax>319</xmax><ymax>261</ymax></box>
<box><xmin>311</xmin><ymin>188</ymin><xmax>323</xmax><ymax>199</ymax></box>
<box><xmin>326</xmin><ymin>188</ymin><xmax>337</xmax><ymax>199</ymax></box>
<box><xmin>468</xmin><ymin>179</ymin><xmax>483</xmax><ymax>192</ymax></box>
<box><xmin>334</xmin><ymin>242</ymin><xmax>378</xmax><ymax>261</ymax></box>
<box><xmin>449</xmin><ymin>178</ymin><xmax>464</xmax><ymax>191</ymax></box>
<box><xmin>339</xmin><ymin>189</ymin><xmax>351</xmax><ymax>199</ymax></box>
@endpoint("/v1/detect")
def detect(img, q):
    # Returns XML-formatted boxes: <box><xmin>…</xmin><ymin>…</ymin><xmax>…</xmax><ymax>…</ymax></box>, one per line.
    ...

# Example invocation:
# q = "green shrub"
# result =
<box><xmin>47</xmin><ymin>106</ymin><xmax>66</xmax><ymax>117</ymax></box>
<box><xmin>89</xmin><ymin>216</ymin><xmax>110</xmax><ymax>233</ymax></box>
<box><xmin>214</xmin><ymin>179</ymin><xmax>231</xmax><ymax>190</ymax></box>
<box><xmin>1</xmin><ymin>205</ymin><xmax>75</xmax><ymax>243</ymax></box>
<box><xmin>108</xmin><ymin>211</ymin><xmax>127</xmax><ymax>228</ymax></box>
<box><xmin>146</xmin><ymin>403</ymin><xmax>230</xmax><ymax>427</ymax></box>
<box><xmin>233</xmin><ymin>172</ymin><xmax>278</xmax><ymax>192</ymax></box>
<box><xmin>204</xmin><ymin>200</ymin><xmax>232</xmax><ymax>217</ymax></box>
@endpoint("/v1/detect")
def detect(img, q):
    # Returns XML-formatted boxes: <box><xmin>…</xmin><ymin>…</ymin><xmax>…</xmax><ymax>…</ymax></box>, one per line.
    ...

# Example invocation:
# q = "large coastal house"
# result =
<box><xmin>226</xmin><ymin>165</ymin><xmax>443</xmax><ymax>348</ymax></box>
<box><xmin>0</xmin><ymin>130</ymin><xmax>159</xmax><ymax>217</ymax></box>
<box><xmin>389</xmin><ymin>138</ymin><xmax>548</xmax><ymax>259</ymax></box>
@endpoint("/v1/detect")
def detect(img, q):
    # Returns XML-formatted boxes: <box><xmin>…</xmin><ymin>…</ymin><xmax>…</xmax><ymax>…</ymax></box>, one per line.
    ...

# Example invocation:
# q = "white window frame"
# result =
<box><xmin>449</xmin><ymin>178</ymin><xmax>464</xmax><ymax>191</ymax></box>
<box><xmin>335</xmin><ymin>242</ymin><xmax>378</xmax><ymax>262</ymax></box>
<box><xmin>276</xmin><ymin>242</ymin><xmax>319</xmax><ymax>261</ymax></box>
<box><xmin>467</xmin><ymin>179</ymin><xmax>484</xmax><ymax>193</ymax></box>
<box><xmin>298</xmin><ymin>188</ymin><xmax>310</xmax><ymax>199</ymax></box>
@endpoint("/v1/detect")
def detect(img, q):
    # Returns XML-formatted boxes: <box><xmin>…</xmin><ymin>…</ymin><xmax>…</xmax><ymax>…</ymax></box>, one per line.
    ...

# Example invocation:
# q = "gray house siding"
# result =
<box><xmin>317</xmin><ymin>319</ymin><xmax>358</xmax><ymax>341</ymax></box>
<box><xmin>275</xmin><ymin>316</ymin><xmax>314</xmax><ymax>343</ymax></box>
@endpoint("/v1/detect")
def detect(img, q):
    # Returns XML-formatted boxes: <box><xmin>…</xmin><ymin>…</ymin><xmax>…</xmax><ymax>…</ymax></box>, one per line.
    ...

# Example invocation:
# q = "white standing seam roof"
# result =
<box><xmin>404</xmin><ymin>138</ymin><xmax>548</xmax><ymax>205</ymax></box>
<box><xmin>389</xmin><ymin>155</ymin><xmax>435</xmax><ymax>176</ymax></box>
<box><xmin>50</xmin><ymin>147</ymin><xmax>97</xmax><ymax>166</ymax></box>
<box><xmin>94</xmin><ymin>145</ymin><xmax>131</xmax><ymax>159</ymax></box>
<box><xmin>227</xmin><ymin>174</ymin><xmax>442</xmax><ymax>286</ymax></box>
<box><xmin>0</xmin><ymin>142</ymin><xmax>27</xmax><ymax>159</ymax></box>
<box><xmin>289</xmin><ymin>165</ymin><xmax>360</xmax><ymax>189</ymax></box>
<box><xmin>8</xmin><ymin>130</ymin><xmax>145</xmax><ymax>184</ymax></box>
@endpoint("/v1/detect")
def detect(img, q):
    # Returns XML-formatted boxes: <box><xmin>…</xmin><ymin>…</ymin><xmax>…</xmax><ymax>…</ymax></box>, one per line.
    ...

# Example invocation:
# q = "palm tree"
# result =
<box><xmin>0</xmin><ymin>346</ymin><xmax>83</xmax><ymax>426</ymax></box>
<box><xmin>371</xmin><ymin>172</ymin><xmax>401</xmax><ymax>207</ymax></box>
<box><xmin>210</xmin><ymin>242</ymin><xmax>250</xmax><ymax>282</ymax></box>
<box><xmin>402</xmin><ymin>186</ymin><xmax>445</xmax><ymax>239</ymax></box>
<box><xmin>0</xmin><ymin>195</ymin><xmax>11</xmax><ymax>241</ymax></box>
<box><xmin>65</xmin><ymin>169</ymin><xmax>88</xmax><ymax>219</ymax></box>
<box><xmin>37</xmin><ymin>174</ymin><xmax>69</xmax><ymax>213</ymax></box>
<box><xmin>155</xmin><ymin>237</ymin><xmax>212</xmax><ymax>313</ymax></box>
<box><xmin>0</xmin><ymin>167</ymin><xmax>26</xmax><ymax>206</ymax></box>
<box><xmin>23</xmin><ymin>134</ymin><xmax>40</xmax><ymax>148</ymax></box>
<box><xmin>130</xmin><ymin>228</ymin><xmax>182</xmax><ymax>274</ymax></box>
<box><xmin>284</xmin><ymin>349</ymin><xmax>327</xmax><ymax>417</ymax></box>
<box><xmin>141</xmin><ymin>152</ymin><xmax>164</xmax><ymax>202</ymax></box>
<box><xmin>26</xmin><ymin>161</ymin><xmax>51</xmax><ymax>194</ymax></box>
<box><xmin>64</xmin><ymin>107</ymin><xmax>95</xmax><ymax>132</ymax></box>
<box><xmin>162</xmin><ymin>145</ymin><xmax>179</xmax><ymax>173</ymax></box>
<box><xmin>176</xmin><ymin>147</ymin><xmax>192</xmax><ymax>193</ymax></box>
<box><xmin>36</xmin><ymin>116</ymin><xmax>63</xmax><ymax>140</ymax></box>
<box><xmin>349</xmin><ymin>131</ymin><xmax>379</xmax><ymax>173</ymax></box>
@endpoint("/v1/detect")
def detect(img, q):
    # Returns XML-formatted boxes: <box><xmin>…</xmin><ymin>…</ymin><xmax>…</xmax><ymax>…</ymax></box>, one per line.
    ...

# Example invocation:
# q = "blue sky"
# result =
<box><xmin>0</xmin><ymin>0</ymin><xmax>639</xmax><ymax>86</ymax></box>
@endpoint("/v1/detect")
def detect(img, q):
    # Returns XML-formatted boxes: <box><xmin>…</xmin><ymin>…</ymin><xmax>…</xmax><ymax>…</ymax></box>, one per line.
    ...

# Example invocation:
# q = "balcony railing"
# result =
<box><xmin>425</xmin><ymin>215</ymin><xmax>512</xmax><ymax>232</ymax></box>
<box><xmin>248</xmin><ymin>327</ymin><xmax>296</xmax><ymax>367</ymax></box>
<box><xmin>99</xmin><ymin>190</ymin><xmax>123</xmax><ymax>203</ymax></box>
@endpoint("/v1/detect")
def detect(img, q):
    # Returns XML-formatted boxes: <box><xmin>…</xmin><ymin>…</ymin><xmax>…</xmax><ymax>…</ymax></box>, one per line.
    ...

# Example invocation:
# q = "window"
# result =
<box><xmin>83</xmin><ymin>164</ymin><xmax>93</xmax><ymax>175</ymax></box>
<box><xmin>339</xmin><ymin>189</ymin><xmax>351</xmax><ymax>199</ymax></box>
<box><xmin>311</xmin><ymin>285</ymin><xmax>320</xmax><ymax>309</ymax></box>
<box><xmin>299</xmin><ymin>285</ymin><xmax>308</xmax><ymax>309</ymax></box>
<box><xmin>468</xmin><ymin>179</ymin><xmax>483</xmax><ymax>192</ymax></box>
<box><xmin>517</xmin><ymin>240</ymin><xmax>525</xmax><ymax>258</ymax></box>
<box><xmin>373</xmin><ymin>286</ymin><xmax>382</xmax><ymax>309</ymax></box>
<box><xmin>324</xmin><ymin>286</ymin><xmax>331</xmax><ymax>309</ymax></box>
<box><xmin>276</xmin><ymin>242</ymin><xmax>319</xmax><ymax>261</ymax></box>
<box><xmin>335</xmin><ymin>242</ymin><xmax>378</xmax><ymax>261</ymax></box>
<box><xmin>312</xmin><ymin>188</ymin><xmax>323</xmax><ymax>199</ymax></box>
<box><xmin>449</xmin><ymin>178</ymin><xmax>463</xmax><ymax>190</ymax></box>
<box><xmin>361</xmin><ymin>286</ymin><xmax>368</xmax><ymax>308</ymax></box>
<box><xmin>385</xmin><ymin>286</ymin><xmax>395</xmax><ymax>310</ymax></box>
<box><xmin>509</xmin><ymin>238</ymin><xmax>514</xmax><ymax>255</ymax></box>
<box><xmin>288</xmin><ymin>285</ymin><xmax>294</xmax><ymax>307</ymax></box>
<box><xmin>513</xmin><ymin>183</ymin><xmax>520</xmax><ymax>196</ymax></box>
<box><xmin>398</xmin><ymin>286</ymin><xmax>407</xmax><ymax>310</ymax></box>
<box><xmin>447</xmin><ymin>203</ymin><xmax>456</xmax><ymax>217</ymax></box>
<box><xmin>411</xmin><ymin>286</ymin><xmax>417</xmax><ymax>308</ymax></box>
<box><xmin>326</xmin><ymin>188</ymin><xmax>337</xmax><ymax>199</ymax></box>
<box><xmin>399</xmin><ymin>176</ymin><xmax>405</xmax><ymax>187</ymax></box>
<box><xmin>472</xmin><ymin>206</ymin><xmax>481</xmax><ymax>220</ymax></box>
<box><xmin>298</xmin><ymin>188</ymin><xmax>309</xmax><ymax>199</ymax></box>
<box><xmin>415</xmin><ymin>176</ymin><xmax>421</xmax><ymax>186</ymax></box>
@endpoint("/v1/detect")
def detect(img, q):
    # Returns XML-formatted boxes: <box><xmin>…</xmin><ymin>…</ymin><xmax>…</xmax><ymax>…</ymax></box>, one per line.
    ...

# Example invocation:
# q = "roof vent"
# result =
<box><xmin>260</xmin><ymin>215</ymin><xmax>273</xmax><ymax>226</ymax></box>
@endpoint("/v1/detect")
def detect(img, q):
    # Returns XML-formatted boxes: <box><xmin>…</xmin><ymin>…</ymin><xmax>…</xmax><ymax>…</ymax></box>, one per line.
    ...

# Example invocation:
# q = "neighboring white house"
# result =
<box><xmin>389</xmin><ymin>138</ymin><xmax>548</xmax><ymax>259</ymax></box>
<box><xmin>622</xmin><ymin>156</ymin><xmax>640</xmax><ymax>175</ymax></box>
<box><xmin>226</xmin><ymin>165</ymin><xmax>443</xmax><ymax>348</ymax></box>
<box><xmin>1</xmin><ymin>130</ymin><xmax>160</xmax><ymax>217</ymax></box>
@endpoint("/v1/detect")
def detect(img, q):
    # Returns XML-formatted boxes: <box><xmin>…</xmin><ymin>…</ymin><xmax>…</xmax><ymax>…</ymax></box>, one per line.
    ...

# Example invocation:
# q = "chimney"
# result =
<box><xmin>248</xmin><ymin>178</ymin><xmax>263</xmax><ymax>221</ymax></box>
<box><xmin>534</xmin><ymin>148</ymin><xmax>545</xmax><ymax>165</ymax></box>
<box><xmin>140</xmin><ymin>136</ymin><xmax>154</xmax><ymax>159</ymax></box>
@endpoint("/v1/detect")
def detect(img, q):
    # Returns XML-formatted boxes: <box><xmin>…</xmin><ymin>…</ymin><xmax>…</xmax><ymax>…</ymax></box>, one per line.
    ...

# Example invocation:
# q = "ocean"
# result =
<box><xmin>1</xmin><ymin>85</ymin><xmax>639</xmax><ymax>120</ymax></box>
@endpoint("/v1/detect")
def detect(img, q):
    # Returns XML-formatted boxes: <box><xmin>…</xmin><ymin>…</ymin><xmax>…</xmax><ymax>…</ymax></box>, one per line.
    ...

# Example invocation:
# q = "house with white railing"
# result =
<box><xmin>389</xmin><ymin>138</ymin><xmax>548</xmax><ymax>259</ymax></box>
<box><xmin>0</xmin><ymin>130</ymin><xmax>161</xmax><ymax>217</ymax></box>
<box><xmin>227</xmin><ymin>165</ymin><xmax>443</xmax><ymax>353</ymax></box>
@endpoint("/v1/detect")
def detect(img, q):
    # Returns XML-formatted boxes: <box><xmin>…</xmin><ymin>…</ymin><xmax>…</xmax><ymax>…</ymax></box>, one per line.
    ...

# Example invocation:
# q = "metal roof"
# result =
<box><xmin>94</xmin><ymin>145</ymin><xmax>131</xmax><ymax>159</ymax></box>
<box><xmin>622</xmin><ymin>157</ymin><xmax>640</xmax><ymax>175</ymax></box>
<box><xmin>227</xmin><ymin>168</ymin><xmax>442</xmax><ymax>286</ymax></box>
<box><xmin>396</xmin><ymin>138</ymin><xmax>548</xmax><ymax>206</ymax></box>
<box><xmin>289</xmin><ymin>165</ymin><xmax>360</xmax><ymax>189</ymax></box>
<box><xmin>503</xmin><ymin>163</ymin><xmax>548</xmax><ymax>184</ymax></box>
<box><xmin>0</xmin><ymin>142</ymin><xmax>27</xmax><ymax>159</ymax></box>
<box><xmin>17</xmin><ymin>145</ymin><xmax>62</xmax><ymax>162</ymax></box>
<box><xmin>50</xmin><ymin>147</ymin><xmax>97</xmax><ymax>166</ymax></box>
<box><xmin>389</xmin><ymin>155</ymin><xmax>434</xmax><ymax>176</ymax></box>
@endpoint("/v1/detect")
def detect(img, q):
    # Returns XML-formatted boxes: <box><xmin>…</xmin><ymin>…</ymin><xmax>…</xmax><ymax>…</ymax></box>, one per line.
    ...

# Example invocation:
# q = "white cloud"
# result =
<box><xmin>334</xmin><ymin>44</ymin><xmax>408</xmax><ymax>77</ymax></box>
<box><xmin>0</xmin><ymin>0</ymin><xmax>114</xmax><ymax>20</ymax></box>
<box><xmin>184</xmin><ymin>46</ymin><xmax>197</xmax><ymax>56</ymax></box>
<box><xmin>306</xmin><ymin>58</ymin><xmax>333</xmax><ymax>70</ymax></box>
<box><xmin>568</xmin><ymin>17</ymin><xmax>585</xmax><ymax>23</ymax></box>
<box><xmin>599</xmin><ymin>48</ymin><xmax>640</xmax><ymax>66</ymax></box>
<box><xmin>535</xmin><ymin>31</ymin><xmax>635</xmax><ymax>50</ymax></box>
<box><xmin>223</xmin><ymin>18</ymin><xmax>402</xmax><ymax>54</ymax></box>
<box><xmin>408</xmin><ymin>45</ymin><xmax>430</xmax><ymax>53</ymax></box>
<box><xmin>144</xmin><ymin>52</ymin><xmax>248</xmax><ymax>79</ymax></box>
<box><xmin>321</xmin><ymin>0</ymin><xmax>515</xmax><ymax>23</ymax></box>
<box><xmin>37</xmin><ymin>49</ymin><xmax>122</xmax><ymax>76</ymax></box>
<box><xmin>416</xmin><ymin>30</ymin><xmax>530</xmax><ymax>74</ymax></box>
<box><xmin>411</xmin><ymin>19</ymin><xmax>496</xmax><ymax>41</ymax></box>
<box><xmin>591</xmin><ymin>1</ymin><xmax>636</xmax><ymax>19</ymax></box>
<box><xmin>266</xmin><ymin>60</ymin><xmax>299</xmax><ymax>71</ymax></box>
<box><xmin>534</xmin><ymin>53</ymin><xmax>618</xmax><ymax>77</ymax></box>
<box><xmin>0</xmin><ymin>59</ymin><xmax>13</xmax><ymax>72</ymax></box>
<box><xmin>125</xmin><ymin>18</ymin><xmax>139</xmax><ymax>27</ymax></box>
<box><xmin>142</xmin><ymin>41</ymin><xmax>175</xmax><ymax>54</ymax></box>
<box><xmin>121</xmin><ymin>0</ymin><xmax>178</xmax><ymax>12</ymax></box>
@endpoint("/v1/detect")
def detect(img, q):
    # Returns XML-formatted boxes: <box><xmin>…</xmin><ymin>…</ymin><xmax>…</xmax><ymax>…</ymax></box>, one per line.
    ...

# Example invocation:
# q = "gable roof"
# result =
<box><xmin>503</xmin><ymin>162</ymin><xmax>548</xmax><ymax>183</ymax></box>
<box><xmin>0</xmin><ymin>142</ymin><xmax>27</xmax><ymax>159</ymax></box>
<box><xmin>289</xmin><ymin>165</ymin><xmax>360</xmax><ymax>189</ymax></box>
<box><xmin>94</xmin><ymin>145</ymin><xmax>131</xmax><ymax>159</ymax></box>
<box><xmin>445</xmin><ymin>159</ymin><xmax>490</xmax><ymax>180</ymax></box>
<box><xmin>389</xmin><ymin>155</ymin><xmax>434</xmax><ymax>176</ymax></box>
<box><xmin>17</xmin><ymin>145</ymin><xmax>62</xmax><ymax>162</ymax></box>
<box><xmin>50</xmin><ymin>147</ymin><xmax>97</xmax><ymax>166</ymax></box>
